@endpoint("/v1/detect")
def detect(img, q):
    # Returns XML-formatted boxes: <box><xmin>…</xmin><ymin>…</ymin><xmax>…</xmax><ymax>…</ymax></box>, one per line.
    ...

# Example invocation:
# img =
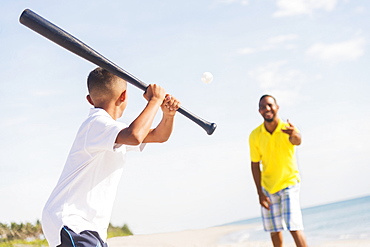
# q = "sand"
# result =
<box><xmin>107</xmin><ymin>225</ymin><xmax>370</xmax><ymax>247</ymax></box>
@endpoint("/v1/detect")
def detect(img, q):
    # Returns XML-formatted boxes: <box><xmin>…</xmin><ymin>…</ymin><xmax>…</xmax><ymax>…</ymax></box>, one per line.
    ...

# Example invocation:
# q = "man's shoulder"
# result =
<box><xmin>250</xmin><ymin>123</ymin><xmax>264</xmax><ymax>134</ymax></box>
<box><xmin>249</xmin><ymin>123</ymin><xmax>264</xmax><ymax>140</ymax></box>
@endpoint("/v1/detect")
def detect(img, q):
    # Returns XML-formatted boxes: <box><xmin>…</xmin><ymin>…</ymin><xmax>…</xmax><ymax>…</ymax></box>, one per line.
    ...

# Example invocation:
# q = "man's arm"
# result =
<box><xmin>251</xmin><ymin>161</ymin><xmax>271</xmax><ymax>210</ymax></box>
<box><xmin>289</xmin><ymin>131</ymin><xmax>301</xmax><ymax>145</ymax></box>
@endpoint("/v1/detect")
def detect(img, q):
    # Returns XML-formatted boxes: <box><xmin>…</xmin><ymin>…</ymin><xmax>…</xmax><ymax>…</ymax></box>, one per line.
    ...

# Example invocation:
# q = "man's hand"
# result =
<box><xmin>281</xmin><ymin>119</ymin><xmax>296</xmax><ymax>136</ymax></box>
<box><xmin>161</xmin><ymin>94</ymin><xmax>180</xmax><ymax>117</ymax></box>
<box><xmin>259</xmin><ymin>193</ymin><xmax>271</xmax><ymax>210</ymax></box>
<box><xmin>282</xmin><ymin>119</ymin><xmax>301</xmax><ymax>145</ymax></box>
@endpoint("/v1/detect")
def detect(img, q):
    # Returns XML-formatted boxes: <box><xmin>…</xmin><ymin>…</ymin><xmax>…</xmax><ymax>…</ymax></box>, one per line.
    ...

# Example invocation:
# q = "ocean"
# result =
<box><xmin>224</xmin><ymin>195</ymin><xmax>370</xmax><ymax>245</ymax></box>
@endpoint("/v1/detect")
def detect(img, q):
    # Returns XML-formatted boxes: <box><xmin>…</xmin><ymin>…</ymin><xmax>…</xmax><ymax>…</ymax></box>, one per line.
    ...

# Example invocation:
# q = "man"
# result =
<box><xmin>249</xmin><ymin>95</ymin><xmax>307</xmax><ymax>247</ymax></box>
<box><xmin>42</xmin><ymin>67</ymin><xmax>180</xmax><ymax>247</ymax></box>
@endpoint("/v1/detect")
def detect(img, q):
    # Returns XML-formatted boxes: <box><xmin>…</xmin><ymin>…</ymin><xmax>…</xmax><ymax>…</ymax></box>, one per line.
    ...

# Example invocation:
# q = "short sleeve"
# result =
<box><xmin>85</xmin><ymin>116</ymin><xmax>126</xmax><ymax>152</ymax></box>
<box><xmin>249</xmin><ymin>131</ymin><xmax>261</xmax><ymax>162</ymax></box>
<box><xmin>114</xmin><ymin>143</ymin><xmax>146</xmax><ymax>152</ymax></box>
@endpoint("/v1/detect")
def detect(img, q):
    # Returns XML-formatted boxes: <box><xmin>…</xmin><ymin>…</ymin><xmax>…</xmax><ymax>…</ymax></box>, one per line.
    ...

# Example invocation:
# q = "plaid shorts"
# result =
<box><xmin>57</xmin><ymin>226</ymin><xmax>108</xmax><ymax>247</ymax></box>
<box><xmin>261</xmin><ymin>183</ymin><xmax>304</xmax><ymax>232</ymax></box>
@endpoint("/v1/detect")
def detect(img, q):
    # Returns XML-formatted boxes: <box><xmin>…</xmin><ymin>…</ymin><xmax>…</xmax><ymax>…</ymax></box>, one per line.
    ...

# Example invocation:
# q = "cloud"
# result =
<box><xmin>353</xmin><ymin>6</ymin><xmax>365</xmax><ymax>14</ymax></box>
<box><xmin>306</xmin><ymin>37</ymin><xmax>366</xmax><ymax>63</ymax></box>
<box><xmin>216</xmin><ymin>0</ymin><xmax>249</xmax><ymax>5</ymax></box>
<box><xmin>248</xmin><ymin>61</ymin><xmax>306</xmax><ymax>105</ymax></box>
<box><xmin>268</xmin><ymin>34</ymin><xmax>299</xmax><ymax>44</ymax></box>
<box><xmin>239</xmin><ymin>47</ymin><xmax>256</xmax><ymax>55</ymax></box>
<box><xmin>238</xmin><ymin>34</ymin><xmax>299</xmax><ymax>55</ymax></box>
<box><xmin>273</xmin><ymin>0</ymin><xmax>337</xmax><ymax>17</ymax></box>
<box><xmin>0</xmin><ymin>117</ymin><xmax>28</xmax><ymax>128</ymax></box>
<box><xmin>31</xmin><ymin>89</ymin><xmax>61</xmax><ymax>96</ymax></box>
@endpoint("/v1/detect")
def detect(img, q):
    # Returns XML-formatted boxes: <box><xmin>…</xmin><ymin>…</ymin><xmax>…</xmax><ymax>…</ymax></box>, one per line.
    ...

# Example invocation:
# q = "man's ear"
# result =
<box><xmin>86</xmin><ymin>95</ymin><xmax>94</xmax><ymax>106</ymax></box>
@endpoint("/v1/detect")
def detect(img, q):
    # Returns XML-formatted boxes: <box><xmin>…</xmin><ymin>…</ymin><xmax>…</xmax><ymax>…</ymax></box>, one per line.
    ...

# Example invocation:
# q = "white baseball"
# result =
<box><xmin>201</xmin><ymin>72</ymin><xmax>213</xmax><ymax>84</ymax></box>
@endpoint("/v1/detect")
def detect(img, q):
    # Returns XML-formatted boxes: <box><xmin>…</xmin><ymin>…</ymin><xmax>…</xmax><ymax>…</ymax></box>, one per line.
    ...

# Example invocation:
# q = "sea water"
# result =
<box><xmin>223</xmin><ymin>195</ymin><xmax>370</xmax><ymax>244</ymax></box>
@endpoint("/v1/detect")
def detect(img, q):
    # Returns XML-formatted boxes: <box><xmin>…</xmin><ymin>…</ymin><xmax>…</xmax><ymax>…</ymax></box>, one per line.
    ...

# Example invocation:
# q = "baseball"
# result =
<box><xmin>201</xmin><ymin>72</ymin><xmax>213</xmax><ymax>84</ymax></box>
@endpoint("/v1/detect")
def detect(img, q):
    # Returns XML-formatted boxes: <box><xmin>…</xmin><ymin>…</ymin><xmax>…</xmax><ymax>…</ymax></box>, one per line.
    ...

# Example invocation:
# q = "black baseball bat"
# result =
<box><xmin>19</xmin><ymin>9</ymin><xmax>217</xmax><ymax>135</ymax></box>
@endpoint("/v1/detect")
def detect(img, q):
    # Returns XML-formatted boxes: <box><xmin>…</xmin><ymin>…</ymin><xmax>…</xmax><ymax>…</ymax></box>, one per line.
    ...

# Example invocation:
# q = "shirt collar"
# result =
<box><xmin>262</xmin><ymin>118</ymin><xmax>284</xmax><ymax>134</ymax></box>
<box><xmin>89</xmin><ymin>107</ymin><xmax>112</xmax><ymax>118</ymax></box>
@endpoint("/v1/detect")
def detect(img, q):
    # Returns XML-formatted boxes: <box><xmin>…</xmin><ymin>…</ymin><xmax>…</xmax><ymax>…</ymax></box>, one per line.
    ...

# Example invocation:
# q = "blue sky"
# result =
<box><xmin>1</xmin><ymin>0</ymin><xmax>370</xmax><ymax>235</ymax></box>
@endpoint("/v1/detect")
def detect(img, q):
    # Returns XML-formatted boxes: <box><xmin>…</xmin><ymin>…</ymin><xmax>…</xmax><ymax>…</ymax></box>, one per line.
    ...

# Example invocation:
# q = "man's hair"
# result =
<box><xmin>87</xmin><ymin>67</ymin><xmax>120</xmax><ymax>95</ymax></box>
<box><xmin>259</xmin><ymin>94</ymin><xmax>277</xmax><ymax>105</ymax></box>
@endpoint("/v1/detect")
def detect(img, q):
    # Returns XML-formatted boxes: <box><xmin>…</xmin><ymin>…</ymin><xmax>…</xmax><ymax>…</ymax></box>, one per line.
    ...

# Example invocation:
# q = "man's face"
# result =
<box><xmin>259</xmin><ymin>96</ymin><xmax>279</xmax><ymax>122</ymax></box>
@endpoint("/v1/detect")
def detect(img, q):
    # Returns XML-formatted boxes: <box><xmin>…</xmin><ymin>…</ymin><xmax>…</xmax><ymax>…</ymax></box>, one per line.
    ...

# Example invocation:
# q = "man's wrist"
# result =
<box><xmin>257</xmin><ymin>189</ymin><xmax>264</xmax><ymax>196</ymax></box>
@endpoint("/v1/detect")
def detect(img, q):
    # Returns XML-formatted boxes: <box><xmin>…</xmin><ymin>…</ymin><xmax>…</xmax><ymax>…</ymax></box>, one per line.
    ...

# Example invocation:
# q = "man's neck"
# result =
<box><xmin>264</xmin><ymin>118</ymin><xmax>280</xmax><ymax>134</ymax></box>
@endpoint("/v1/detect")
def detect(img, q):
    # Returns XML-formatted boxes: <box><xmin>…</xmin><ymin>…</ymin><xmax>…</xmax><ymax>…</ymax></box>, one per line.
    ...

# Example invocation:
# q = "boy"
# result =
<box><xmin>41</xmin><ymin>67</ymin><xmax>180</xmax><ymax>247</ymax></box>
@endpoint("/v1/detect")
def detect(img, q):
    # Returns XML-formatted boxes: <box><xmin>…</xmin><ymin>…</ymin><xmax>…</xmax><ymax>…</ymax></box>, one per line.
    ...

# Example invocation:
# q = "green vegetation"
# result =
<box><xmin>107</xmin><ymin>223</ymin><xmax>133</xmax><ymax>238</ymax></box>
<box><xmin>0</xmin><ymin>221</ymin><xmax>132</xmax><ymax>247</ymax></box>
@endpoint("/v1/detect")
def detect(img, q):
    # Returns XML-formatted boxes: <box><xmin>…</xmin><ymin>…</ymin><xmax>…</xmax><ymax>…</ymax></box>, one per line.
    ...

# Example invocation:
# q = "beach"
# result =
<box><xmin>107</xmin><ymin>224</ymin><xmax>370</xmax><ymax>247</ymax></box>
<box><xmin>108</xmin><ymin>196</ymin><xmax>370</xmax><ymax>247</ymax></box>
<box><xmin>107</xmin><ymin>225</ymin><xmax>282</xmax><ymax>247</ymax></box>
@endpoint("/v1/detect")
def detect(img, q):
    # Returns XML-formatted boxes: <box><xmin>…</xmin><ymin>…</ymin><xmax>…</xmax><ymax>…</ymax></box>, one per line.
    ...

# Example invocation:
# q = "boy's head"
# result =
<box><xmin>87</xmin><ymin>67</ymin><xmax>127</xmax><ymax>108</ymax></box>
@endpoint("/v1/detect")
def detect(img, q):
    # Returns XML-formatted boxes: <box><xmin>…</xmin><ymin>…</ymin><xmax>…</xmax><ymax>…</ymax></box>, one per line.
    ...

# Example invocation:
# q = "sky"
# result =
<box><xmin>1</xmin><ymin>0</ymin><xmax>370</xmax><ymax>235</ymax></box>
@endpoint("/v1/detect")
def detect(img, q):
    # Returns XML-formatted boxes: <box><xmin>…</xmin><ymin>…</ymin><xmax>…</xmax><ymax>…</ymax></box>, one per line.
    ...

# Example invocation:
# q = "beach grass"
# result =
<box><xmin>0</xmin><ymin>221</ymin><xmax>132</xmax><ymax>247</ymax></box>
<box><xmin>0</xmin><ymin>239</ymin><xmax>48</xmax><ymax>247</ymax></box>
<box><xmin>107</xmin><ymin>223</ymin><xmax>133</xmax><ymax>238</ymax></box>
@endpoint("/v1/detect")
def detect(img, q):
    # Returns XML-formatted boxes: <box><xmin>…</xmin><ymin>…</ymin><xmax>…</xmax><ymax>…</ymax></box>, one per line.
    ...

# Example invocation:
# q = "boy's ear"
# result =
<box><xmin>119</xmin><ymin>90</ymin><xmax>127</xmax><ymax>102</ymax></box>
<box><xmin>86</xmin><ymin>95</ymin><xmax>94</xmax><ymax>106</ymax></box>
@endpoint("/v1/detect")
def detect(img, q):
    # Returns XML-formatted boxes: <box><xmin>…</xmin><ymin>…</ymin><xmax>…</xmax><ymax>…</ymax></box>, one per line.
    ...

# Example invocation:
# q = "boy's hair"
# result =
<box><xmin>87</xmin><ymin>67</ymin><xmax>119</xmax><ymax>95</ymax></box>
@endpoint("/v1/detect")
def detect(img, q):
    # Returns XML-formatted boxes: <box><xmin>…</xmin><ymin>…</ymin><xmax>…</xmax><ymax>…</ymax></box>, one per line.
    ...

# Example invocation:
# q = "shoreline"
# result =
<box><xmin>108</xmin><ymin>225</ymin><xmax>250</xmax><ymax>247</ymax></box>
<box><xmin>107</xmin><ymin>225</ymin><xmax>370</xmax><ymax>247</ymax></box>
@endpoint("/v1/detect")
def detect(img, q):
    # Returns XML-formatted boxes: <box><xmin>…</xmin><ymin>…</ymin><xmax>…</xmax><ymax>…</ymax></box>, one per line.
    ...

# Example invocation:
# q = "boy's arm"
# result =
<box><xmin>115</xmin><ymin>84</ymin><xmax>165</xmax><ymax>145</ymax></box>
<box><xmin>143</xmin><ymin>95</ymin><xmax>180</xmax><ymax>143</ymax></box>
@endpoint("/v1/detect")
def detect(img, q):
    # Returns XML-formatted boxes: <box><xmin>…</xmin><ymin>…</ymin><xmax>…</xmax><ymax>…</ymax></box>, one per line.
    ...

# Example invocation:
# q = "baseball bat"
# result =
<box><xmin>19</xmin><ymin>9</ymin><xmax>217</xmax><ymax>135</ymax></box>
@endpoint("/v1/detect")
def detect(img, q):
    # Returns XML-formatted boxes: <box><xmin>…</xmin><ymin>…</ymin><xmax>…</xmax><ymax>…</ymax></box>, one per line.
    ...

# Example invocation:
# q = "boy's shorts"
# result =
<box><xmin>57</xmin><ymin>226</ymin><xmax>107</xmax><ymax>247</ymax></box>
<box><xmin>261</xmin><ymin>183</ymin><xmax>304</xmax><ymax>232</ymax></box>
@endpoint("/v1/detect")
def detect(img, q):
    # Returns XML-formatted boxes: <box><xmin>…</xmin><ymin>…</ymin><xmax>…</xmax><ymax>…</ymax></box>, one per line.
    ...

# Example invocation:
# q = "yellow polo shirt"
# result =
<box><xmin>249</xmin><ymin>119</ymin><xmax>300</xmax><ymax>194</ymax></box>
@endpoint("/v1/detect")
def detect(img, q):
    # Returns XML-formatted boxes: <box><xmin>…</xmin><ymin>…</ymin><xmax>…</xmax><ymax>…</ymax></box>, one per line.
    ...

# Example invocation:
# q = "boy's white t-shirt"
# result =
<box><xmin>42</xmin><ymin>108</ymin><xmax>143</xmax><ymax>246</ymax></box>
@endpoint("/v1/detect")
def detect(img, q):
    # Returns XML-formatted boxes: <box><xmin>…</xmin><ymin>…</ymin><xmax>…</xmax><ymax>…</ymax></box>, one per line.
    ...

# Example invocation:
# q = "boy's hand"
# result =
<box><xmin>144</xmin><ymin>84</ymin><xmax>166</xmax><ymax>102</ymax></box>
<box><xmin>161</xmin><ymin>94</ymin><xmax>180</xmax><ymax>116</ymax></box>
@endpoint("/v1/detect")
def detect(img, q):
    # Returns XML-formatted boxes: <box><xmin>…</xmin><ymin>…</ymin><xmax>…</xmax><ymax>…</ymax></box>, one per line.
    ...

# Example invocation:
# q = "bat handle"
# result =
<box><xmin>177</xmin><ymin>107</ymin><xmax>217</xmax><ymax>135</ymax></box>
<box><xmin>145</xmin><ymin>85</ymin><xmax>216</xmax><ymax>135</ymax></box>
